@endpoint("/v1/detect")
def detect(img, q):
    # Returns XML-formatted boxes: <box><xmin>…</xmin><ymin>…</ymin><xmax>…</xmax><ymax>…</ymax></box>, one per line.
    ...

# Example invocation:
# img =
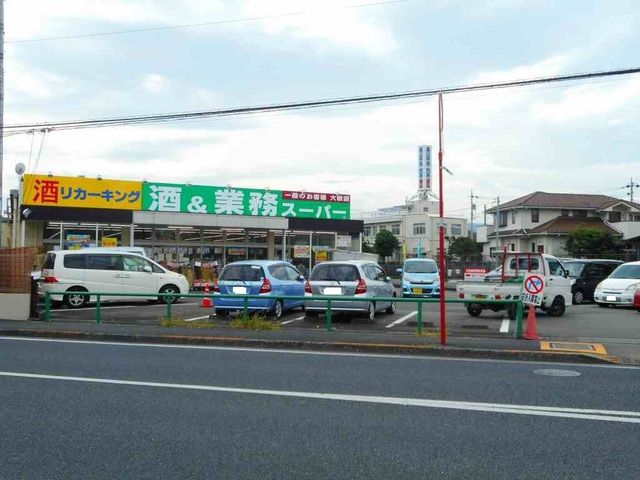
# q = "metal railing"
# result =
<box><xmin>42</xmin><ymin>291</ymin><xmax>524</xmax><ymax>339</ymax></box>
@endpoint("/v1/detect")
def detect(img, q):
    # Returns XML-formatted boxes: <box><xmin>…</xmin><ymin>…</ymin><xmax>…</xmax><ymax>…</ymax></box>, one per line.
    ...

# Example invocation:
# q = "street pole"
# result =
<box><xmin>437</xmin><ymin>92</ymin><xmax>446</xmax><ymax>347</ymax></box>
<box><xmin>495</xmin><ymin>196</ymin><xmax>500</xmax><ymax>254</ymax></box>
<box><xmin>0</xmin><ymin>0</ymin><xmax>4</xmax><ymax>248</ymax></box>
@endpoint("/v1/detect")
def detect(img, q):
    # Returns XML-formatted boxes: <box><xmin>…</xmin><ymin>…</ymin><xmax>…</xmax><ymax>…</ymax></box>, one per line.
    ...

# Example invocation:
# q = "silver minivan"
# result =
<box><xmin>304</xmin><ymin>261</ymin><xmax>396</xmax><ymax>320</ymax></box>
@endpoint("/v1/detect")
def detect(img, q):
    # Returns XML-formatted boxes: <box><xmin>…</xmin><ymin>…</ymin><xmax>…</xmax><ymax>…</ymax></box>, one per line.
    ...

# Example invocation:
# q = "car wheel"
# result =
<box><xmin>547</xmin><ymin>296</ymin><xmax>566</xmax><ymax>317</ymax></box>
<box><xmin>215</xmin><ymin>309</ymin><xmax>228</xmax><ymax>318</ymax></box>
<box><xmin>385</xmin><ymin>295</ymin><xmax>396</xmax><ymax>314</ymax></box>
<box><xmin>367</xmin><ymin>302</ymin><xmax>376</xmax><ymax>321</ymax></box>
<box><xmin>158</xmin><ymin>285</ymin><xmax>180</xmax><ymax>304</ymax></box>
<box><xmin>306</xmin><ymin>310</ymin><xmax>319</xmax><ymax>318</ymax></box>
<box><xmin>597</xmin><ymin>302</ymin><xmax>609</xmax><ymax>308</ymax></box>
<box><xmin>572</xmin><ymin>290</ymin><xmax>584</xmax><ymax>305</ymax></box>
<box><xmin>64</xmin><ymin>288</ymin><xmax>89</xmax><ymax>309</ymax></box>
<box><xmin>272</xmin><ymin>300</ymin><xmax>283</xmax><ymax>319</ymax></box>
<box><xmin>466</xmin><ymin>304</ymin><xmax>482</xmax><ymax>317</ymax></box>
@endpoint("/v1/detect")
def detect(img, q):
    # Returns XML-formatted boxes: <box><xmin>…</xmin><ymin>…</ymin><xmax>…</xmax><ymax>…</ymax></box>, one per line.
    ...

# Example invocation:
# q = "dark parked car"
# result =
<box><xmin>563</xmin><ymin>259</ymin><xmax>623</xmax><ymax>304</ymax></box>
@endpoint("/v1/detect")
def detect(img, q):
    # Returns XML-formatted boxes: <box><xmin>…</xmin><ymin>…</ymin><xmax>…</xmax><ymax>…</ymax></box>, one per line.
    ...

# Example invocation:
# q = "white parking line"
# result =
<box><xmin>184</xmin><ymin>315</ymin><xmax>211</xmax><ymax>322</ymax></box>
<box><xmin>385</xmin><ymin>311</ymin><xmax>418</xmax><ymax>329</ymax></box>
<box><xmin>281</xmin><ymin>316</ymin><xmax>305</xmax><ymax>325</ymax></box>
<box><xmin>499</xmin><ymin>318</ymin><xmax>510</xmax><ymax>333</ymax></box>
<box><xmin>2</xmin><ymin>370</ymin><xmax>639</xmax><ymax>424</ymax></box>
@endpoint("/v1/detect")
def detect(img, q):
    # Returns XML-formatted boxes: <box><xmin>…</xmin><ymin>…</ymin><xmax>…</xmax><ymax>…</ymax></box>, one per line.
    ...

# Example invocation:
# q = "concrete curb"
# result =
<box><xmin>0</xmin><ymin>328</ymin><xmax>618</xmax><ymax>365</ymax></box>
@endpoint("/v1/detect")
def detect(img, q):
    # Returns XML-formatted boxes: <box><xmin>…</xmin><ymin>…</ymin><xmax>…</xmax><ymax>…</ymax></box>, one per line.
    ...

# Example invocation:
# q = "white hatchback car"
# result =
<box><xmin>593</xmin><ymin>261</ymin><xmax>640</xmax><ymax>307</ymax></box>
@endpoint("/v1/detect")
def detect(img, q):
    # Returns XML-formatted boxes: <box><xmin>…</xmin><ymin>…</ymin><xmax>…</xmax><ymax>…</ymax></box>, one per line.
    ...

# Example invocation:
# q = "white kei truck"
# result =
<box><xmin>456</xmin><ymin>252</ymin><xmax>573</xmax><ymax>319</ymax></box>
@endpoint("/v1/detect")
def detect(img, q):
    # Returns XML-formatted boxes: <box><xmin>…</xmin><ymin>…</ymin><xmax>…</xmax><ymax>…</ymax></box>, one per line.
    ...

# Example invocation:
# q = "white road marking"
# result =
<box><xmin>1</xmin><ymin>370</ymin><xmax>639</xmax><ymax>424</ymax></box>
<box><xmin>183</xmin><ymin>316</ymin><xmax>211</xmax><ymax>322</ymax></box>
<box><xmin>0</xmin><ymin>336</ymin><xmax>638</xmax><ymax>369</ymax></box>
<box><xmin>499</xmin><ymin>318</ymin><xmax>510</xmax><ymax>334</ymax></box>
<box><xmin>281</xmin><ymin>316</ymin><xmax>305</xmax><ymax>325</ymax></box>
<box><xmin>49</xmin><ymin>302</ymin><xmax>199</xmax><ymax>313</ymax></box>
<box><xmin>385</xmin><ymin>311</ymin><xmax>418</xmax><ymax>329</ymax></box>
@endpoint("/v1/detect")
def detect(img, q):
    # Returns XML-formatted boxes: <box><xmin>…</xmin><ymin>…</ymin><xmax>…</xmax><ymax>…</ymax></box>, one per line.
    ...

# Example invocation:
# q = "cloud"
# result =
<box><xmin>530</xmin><ymin>76</ymin><xmax>640</xmax><ymax>123</ymax></box>
<box><xmin>141</xmin><ymin>74</ymin><xmax>170</xmax><ymax>94</ymax></box>
<box><xmin>4</xmin><ymin>52</ymin><xmax>73</xmax><ymax>100</ymax></box>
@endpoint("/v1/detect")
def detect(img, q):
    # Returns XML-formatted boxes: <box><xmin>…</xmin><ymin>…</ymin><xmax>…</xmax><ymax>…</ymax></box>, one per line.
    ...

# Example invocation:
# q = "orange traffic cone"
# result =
<box><xmin>201</xmin><ymin>282</ymin><xmax>213</xmax><ymax>308</ymax></box>
<box><xmin>523</xmin><ymin>305</ymin><xmax>541</xmax><ymax>340</ymax></box>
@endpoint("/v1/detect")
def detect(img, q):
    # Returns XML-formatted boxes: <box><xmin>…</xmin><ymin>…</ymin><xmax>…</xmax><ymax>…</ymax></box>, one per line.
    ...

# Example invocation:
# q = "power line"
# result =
<box><xmin>6</xmin><ymin>0</ymin><xmax>413</xmax><ymax>44</ymax></box>
<box><xmin>3</xmin><ymin>66</ymin><xmax>640</xmax><ymax>136</ymax></box>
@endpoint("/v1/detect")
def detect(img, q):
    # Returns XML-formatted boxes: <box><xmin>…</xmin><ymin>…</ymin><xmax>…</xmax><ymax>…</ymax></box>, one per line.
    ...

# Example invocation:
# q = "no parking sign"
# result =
<box><xmin>522</xmin><ymin>274</ymin><xmax>544</xmax><ymax>306</ymax></box>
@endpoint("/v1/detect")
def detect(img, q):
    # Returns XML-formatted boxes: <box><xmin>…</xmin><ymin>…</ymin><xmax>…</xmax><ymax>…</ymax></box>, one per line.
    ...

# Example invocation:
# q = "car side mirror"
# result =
<box><xmin>297</xmin><ymin>275</ymin><xmax>305</xmax><ymax>282</ymax></box>
<box><xmin>396</xmin><ymin>268</ymin><xmax>403</xmax><ymax>274</ymax></box>
<box><xmin>385</xmin><ymin>276</ymin><xmax>392</xmax><ymax>283</ymax></box>
<box><xmin>143</xmin><ymin>265</ymin><xmax>153</xmax><ymax>273</ymax></box>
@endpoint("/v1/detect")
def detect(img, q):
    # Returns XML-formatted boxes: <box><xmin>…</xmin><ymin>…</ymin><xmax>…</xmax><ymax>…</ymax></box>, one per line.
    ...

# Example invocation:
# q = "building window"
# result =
<box><xmin>413</xmin><ymin>223</ymin><xmax>426</xmax><ymax>235</ymax></box>
<box><xmin>632</xmin><ymin>213</ymin><xmax>640</xmax><ymax>222</ymax></box>
<box><xmin>509</xmin><ymin>243</ymin><xmax>515</xmax><ymax>251</ymax></box>
<box><xmin>561</xmin><ymin>209</ymin><xmax>569</xmax><ymax>217</ymax></box>
<box><xmin>363</xmin><ymin>226</ymin><xmax>371</xmax><ymax>237</ymax></box>
<box><xmin>573</xmin><ymin>210</ymin><xmax>587</xmax><ymax>218</ymax></box>
<box><xmin>450</xmin><ymin>224</ymin><xmax>462</xmax><ymax>236</ymax></box>
<box><xmin>608</xmin><ymin>211</ymin><xmax>622</xmax><ymax>223</ymax></box>
<box><xmin>537</xmin><ymin>245</ymin><xmax>545</xmax><ymax>253</ymax></box>
<box><xmin>531</xmin><ymin>209</ymin><xmax>539</xmax><ymax>223</ymax></box>
<box><xmin>531</xmin><ymin>242</ymin><xmax>536</xmax><ymax>252</ymax></box>
<box><xmin>498</xmin><ymin>212</ymin><xmax>508</xmax><ymax>227</ymax></box>
<box><xmin>391</xmin><ymin>224</ymin><xmax>400</xmax><ymax>235</ymax></box>
<box><xmin>371</xmin><ymin>226</ymin><xmax>378</xmax><ymax>236</ymax></box>
<box><xmin>511</xmin><ymin>211</ymin><xmax>516</xmax><ymax>224</ymax></box>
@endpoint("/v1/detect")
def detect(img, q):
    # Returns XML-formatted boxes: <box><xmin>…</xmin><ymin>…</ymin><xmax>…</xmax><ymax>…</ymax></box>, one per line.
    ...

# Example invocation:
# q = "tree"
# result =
<box><xmin>448</xmin><ymin>236</ymin><xmax>482</xmax><ymax>262</ymax></box>
<box><xmin>362</xmin><ymin>239</ymin><xmax>375</xmax><ymax>254</ymax></box>
<box><xmin>374</xmin><ymin>229</ymin><xmax>400</xmax><ymax>262</ymax></box>
<box><xmin>565</xmin><ymin>227</ymin><xmax>621</xmax><ymax>257</ymax></box>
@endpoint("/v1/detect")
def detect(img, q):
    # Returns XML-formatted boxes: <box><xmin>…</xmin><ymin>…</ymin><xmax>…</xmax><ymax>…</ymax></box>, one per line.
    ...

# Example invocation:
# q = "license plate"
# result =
<box><xmin>412</xmin><ymin>288</ymin><xmax>423</xmax><ymax>294</ymax></box>
<box><xmin>324</xmin><ymin>287</ymin><xmax>342</xmax><ymax>295</ymax></box>
<box><xmin>473</xmin><ymin>294</ymin><xmax>487</xmax><ymax>299</ymax></box>
<box><xmin>606</xmin><ymin>295</ymin><xmax>617</xmax><ymax>302</ymax></box>
<box><xmin>232</xmin><ymin>286</ymin><xmax>247</xmax><ymax>294</ymax></box>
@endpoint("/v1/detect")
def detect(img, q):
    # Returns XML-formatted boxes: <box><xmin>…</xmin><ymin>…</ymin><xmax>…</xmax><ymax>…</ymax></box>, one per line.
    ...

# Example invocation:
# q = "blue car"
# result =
<box><xmin>399</xmin><ymin>258</ymin><xmax>440</xmax><ymax>298</ymax></box>
<box><xmin>214</xmin><ymin>260</ymin><xmax>306</xmax><ymax>319</ymax></box>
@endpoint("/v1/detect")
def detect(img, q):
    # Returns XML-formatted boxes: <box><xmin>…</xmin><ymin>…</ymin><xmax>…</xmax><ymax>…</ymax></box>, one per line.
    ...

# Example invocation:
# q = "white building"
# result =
<box><xmin>359</xmin><ymin>198</ymin><xmax>468</xmax><ymax>261</ymax></box>
<box><xmin>477</xmin><ymin>191</ymin><xmax>640</xmax><ymax>258</ymax></box>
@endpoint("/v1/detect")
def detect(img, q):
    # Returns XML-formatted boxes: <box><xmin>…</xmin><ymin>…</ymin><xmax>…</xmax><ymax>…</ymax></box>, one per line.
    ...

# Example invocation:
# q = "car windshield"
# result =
<box><xmin>220</xmin><ymin>265</ymin><xmax>265</xmax><ymax>282</ymax></box>
<box><xmin>508</xmin><ymin>257</ymin><xmax>540</xmax><ymax>271</ymax></box>
<box><xmin>608</xmin><ymin>264</ymin><xmax>640</xmax><ymax>280</ymax></box>
<box><xmin>564</xmin><ymin>262</ymin><xmax>586</xmax><ymax>277</ymax></box>
<box><xmin>404</xmin><ymin>261</ymin><xmax>437</xmax><ymax>274</ymax></box>
<box><xmin>310</xmin><ymin>264</ymin><xmax>360</xmax><ymax>282</ymax></box>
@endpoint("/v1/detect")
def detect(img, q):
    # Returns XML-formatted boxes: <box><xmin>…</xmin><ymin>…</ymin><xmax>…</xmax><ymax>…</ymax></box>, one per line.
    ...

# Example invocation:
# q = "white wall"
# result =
<box><xmin>0</xmin><ymin>294</ymin><xmax>31</xmax><ymax>320</ymax></box>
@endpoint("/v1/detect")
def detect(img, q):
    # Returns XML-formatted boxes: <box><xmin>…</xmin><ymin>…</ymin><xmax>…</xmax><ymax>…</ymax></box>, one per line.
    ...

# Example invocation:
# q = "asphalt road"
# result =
<box><xmin>1</xmin><ymin>336</ymin><xmax>639</xmax><ymax>479</ymax></box>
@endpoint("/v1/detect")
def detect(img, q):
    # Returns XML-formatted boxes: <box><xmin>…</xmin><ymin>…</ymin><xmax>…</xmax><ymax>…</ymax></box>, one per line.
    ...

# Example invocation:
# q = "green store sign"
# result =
<box><xmin>141</xmin><ymin>183</ymin><xmax>351</xmax><ymax>220</ymax></box>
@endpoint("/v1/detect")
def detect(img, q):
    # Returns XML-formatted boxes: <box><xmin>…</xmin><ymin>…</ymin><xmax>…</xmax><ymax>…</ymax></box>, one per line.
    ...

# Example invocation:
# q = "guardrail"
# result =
<box><xmin>42</xmin><ymin>291</ymin><xmax>524</xmax><ymax>340</ymax></box>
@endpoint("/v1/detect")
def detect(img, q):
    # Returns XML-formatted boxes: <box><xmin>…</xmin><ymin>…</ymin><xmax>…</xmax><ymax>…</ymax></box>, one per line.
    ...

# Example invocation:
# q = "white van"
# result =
<box><xmin>77</xmin><ymin>246</ymin><xmax>148</xmax><ymax>257</ymax></box>
<box><xmin>39</xmin><ymin>249</ymin><xmax>190</xmax><ymax>308</ymax></box>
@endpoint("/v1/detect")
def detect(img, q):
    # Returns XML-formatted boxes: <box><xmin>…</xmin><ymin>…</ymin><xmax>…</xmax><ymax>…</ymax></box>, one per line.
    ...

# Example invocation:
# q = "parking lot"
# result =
<box><xmin>44</xmin><ymin>289</ymin><xmax>640</xmax><ymax>344</ymax></box>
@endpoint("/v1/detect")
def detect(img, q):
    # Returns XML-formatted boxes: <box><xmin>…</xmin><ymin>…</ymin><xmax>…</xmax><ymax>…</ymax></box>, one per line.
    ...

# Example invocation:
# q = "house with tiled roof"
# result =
<box><xmin>476</xmin><ymin>192</ymin><xmax>640</xmax><ymax>258</ymax></box>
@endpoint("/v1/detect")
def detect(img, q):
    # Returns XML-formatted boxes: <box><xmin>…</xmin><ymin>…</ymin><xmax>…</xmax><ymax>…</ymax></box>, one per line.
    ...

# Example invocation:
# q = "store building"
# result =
<box><xmin>18</xmin><ymin>174</ymin><xmax>363</xmax><ymax>276</ymax></box>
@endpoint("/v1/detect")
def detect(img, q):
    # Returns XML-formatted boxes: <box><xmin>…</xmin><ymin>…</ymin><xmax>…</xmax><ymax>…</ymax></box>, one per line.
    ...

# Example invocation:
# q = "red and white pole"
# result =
<box><xmin>438</xmin><ymin>92</ymin><xmax>447</xmax><ymax>347</ymax></box>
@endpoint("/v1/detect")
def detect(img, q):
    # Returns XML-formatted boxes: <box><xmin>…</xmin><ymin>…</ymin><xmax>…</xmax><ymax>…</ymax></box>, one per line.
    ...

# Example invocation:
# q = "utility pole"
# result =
<box><xmin>0</xmin><ymin>0</ymin><xmax>4</xmax><ymax>248</ymax></box>
<box><xmin>495</xmin><ymin>197</ymin><xmax>500</xmax><ymax>254</ymax></box>
<box><xmin>437</xmin><ymin>92</ymin><xmax>446</xmax><ymax>347</ymax></box>
<box><xmin>469</xmin><ymin>189</ymin><xmax>478</xmax><ymax>238</ymax></box>
<box><xmin>624</xmin><ymin>178</ymin><xmax>639</xmax><ymax>202</ymax></box>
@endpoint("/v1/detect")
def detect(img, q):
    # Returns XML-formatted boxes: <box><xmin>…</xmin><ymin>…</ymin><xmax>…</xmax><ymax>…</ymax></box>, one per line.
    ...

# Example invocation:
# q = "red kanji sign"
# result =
<box><xmin>32</xmin><ymin>179</ymin><xmax>60</xmax><ymax>204</ymax></box>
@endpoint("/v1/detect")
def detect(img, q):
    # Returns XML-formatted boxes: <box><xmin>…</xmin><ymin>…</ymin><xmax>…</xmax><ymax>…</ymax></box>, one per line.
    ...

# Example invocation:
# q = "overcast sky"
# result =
<box><xmin>3</xmin><ymin>0</ymin><xmax>640</xmax><ymax>220</ymax></box>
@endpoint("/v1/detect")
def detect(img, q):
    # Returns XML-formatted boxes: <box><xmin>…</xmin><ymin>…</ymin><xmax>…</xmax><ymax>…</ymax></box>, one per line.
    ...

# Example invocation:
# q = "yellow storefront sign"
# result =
<box><xmin>315</xmin><ymin>251</ymin><xmax>328</xmax><ymax>262</ymax></box>
<box><xmin>102</xmin><ymin>238</ymin><xmax>118</xmax><ymax>247</ymax></box>
<box><xmin>23</xmin><ymin>174</ymin><xmax>142</xmax><ymax>210</ymax></box>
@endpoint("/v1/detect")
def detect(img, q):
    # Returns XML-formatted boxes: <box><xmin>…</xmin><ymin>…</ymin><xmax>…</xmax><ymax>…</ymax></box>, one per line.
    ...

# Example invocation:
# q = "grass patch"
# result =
<box><xmin>413</xmin><ymin>329</ymin><xmax>439</xmax><ymax>338</ymax></box>
<box><xmin>160</xmin><ymin>316</ymin><xmax>216</xmax><ymax>329</ymax></box>
<box><xmin>230</xmin><ymin>313</ymin><xmax>281</xmax><ymax>331</ymax></box>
